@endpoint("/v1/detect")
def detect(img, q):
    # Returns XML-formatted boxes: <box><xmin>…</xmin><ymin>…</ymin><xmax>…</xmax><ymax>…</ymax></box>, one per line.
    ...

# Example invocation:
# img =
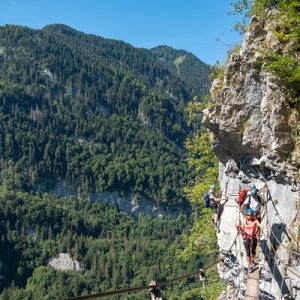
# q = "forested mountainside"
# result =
<box><xmin>0</xmin><ymin>24</ymin><xmax>210</xmax><ymax>208</ymax></box>
<box><xmin>0</xmin><ymin>188</ymin><xmax>204</xmax><ymax>300</ymax></box>
<box><xmin>149</xmin><ymin>46</ymin><xmax>211</xmax><ymax>99</ymax></box>
<box><xmin>0</xmin><ymin>24</ymin><xmax>213</xmax><ymax>300</ymax></box>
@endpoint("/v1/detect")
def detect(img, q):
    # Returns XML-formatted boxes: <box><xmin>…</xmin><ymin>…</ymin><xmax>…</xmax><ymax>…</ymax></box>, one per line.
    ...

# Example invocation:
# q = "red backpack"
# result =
<box><xmin>237</xmin><ymin>188</ymin><xmax>250</xmax><ymax>205</ymax></box>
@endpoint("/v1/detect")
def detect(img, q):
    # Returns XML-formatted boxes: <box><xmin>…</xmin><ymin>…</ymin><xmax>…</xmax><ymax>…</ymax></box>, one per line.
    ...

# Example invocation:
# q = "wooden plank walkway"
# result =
<box><xmin>244</xmin><ymin>266</ymin><xmax>259</xmax><ymax>300</ymax></box>
<box><xmin>244</xmin><ymin>242</ymin><xmax>260</xmax><ymax>300</ymax></box>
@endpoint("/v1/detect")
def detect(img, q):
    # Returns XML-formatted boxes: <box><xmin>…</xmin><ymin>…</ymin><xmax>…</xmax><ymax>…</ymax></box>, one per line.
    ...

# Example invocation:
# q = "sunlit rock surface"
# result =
<box><xmin>48</xmin><ymin>253</ymin><xmax>82</xmax><ymax>272</ymax></box>
<box><xmin>203</xmin><ymin>10</ymin><xmax>299</xmax><ymax>300</ymax></box>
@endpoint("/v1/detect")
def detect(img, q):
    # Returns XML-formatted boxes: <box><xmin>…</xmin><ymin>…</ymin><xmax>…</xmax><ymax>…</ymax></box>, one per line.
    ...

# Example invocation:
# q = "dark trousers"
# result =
<box><xmin>243</xmin><ymin>238</ymin><xmax>257</xmax><ymax>257</ymax></box>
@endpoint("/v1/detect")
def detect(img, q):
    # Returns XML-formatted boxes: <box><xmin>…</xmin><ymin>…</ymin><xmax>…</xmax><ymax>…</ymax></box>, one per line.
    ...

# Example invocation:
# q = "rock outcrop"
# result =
<box><xmin>203</xmin><ymin>9</ymin><xmax>300</xmax><ymax>300</ymax></box>
<box><xmin>48</xmin><ymin>253</ymin><xmax>82</xmax><ymax>272</ymax></box>
<box><xmin>45</xmin><ymin>180</ymin><xmax>183</xmax><ymax>217</ymax></box>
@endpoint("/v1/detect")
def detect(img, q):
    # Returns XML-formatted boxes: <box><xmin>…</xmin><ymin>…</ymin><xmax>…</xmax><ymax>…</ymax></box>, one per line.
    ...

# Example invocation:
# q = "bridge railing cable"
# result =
<box><xmin>63</xmin><ymin>184</ymin><xmax>299</xmax><ymax>300</ymax></box>
<box><xmin>63</xmin><ymin>231</ymin><xmax>239</xmax><ymax>300</ymax></box>
<box><xmin>260</xmin><ymin>191</ymin><xmax>300</xmax><ymax>300</ymax></box>
<box><xmin>261</xmin><ymin>227</ymin><xmax>299</xmax><ymax>299</ymax></box>
<box><xmin>63</xmin><ymin>261</ymin><xmax>222</xmax><ymax>300</ymax></box>
<box><xmin>265</xmin><ymin>214</ymin><xmax>300</xmax><ymax>257</ymax></box>
<box><xmin>265</xmin><ymin>186</ymin><xmax>300</xmax><ymax>247</ymax></box>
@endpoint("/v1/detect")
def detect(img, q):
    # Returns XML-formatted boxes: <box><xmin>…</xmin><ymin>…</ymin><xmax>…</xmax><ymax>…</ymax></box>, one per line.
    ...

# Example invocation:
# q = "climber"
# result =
<box><xmin>207</xmin><ymin>184</ymin><xmax>224</xmax><ymax>228</ymax></box>
<box><xmin>249</xmin><ymin>184</ymin><xmax>262</xmax><ymax>202</ymax></box>
<box><xmin>241</xmin><ymin>188</ymin><xmax>263</xmax><ymax>220</ymax></box>
<box><xmin>236</xmin><ymin>208</ymin><xmax>262</xmax><ymax>273</ymax></box>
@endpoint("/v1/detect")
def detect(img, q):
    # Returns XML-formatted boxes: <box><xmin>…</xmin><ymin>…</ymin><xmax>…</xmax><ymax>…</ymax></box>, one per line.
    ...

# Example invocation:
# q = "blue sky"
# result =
<box><xmin>0</xmin><ymin>0</ymin><xmax>243</xmax><ymax>65</ymax></box>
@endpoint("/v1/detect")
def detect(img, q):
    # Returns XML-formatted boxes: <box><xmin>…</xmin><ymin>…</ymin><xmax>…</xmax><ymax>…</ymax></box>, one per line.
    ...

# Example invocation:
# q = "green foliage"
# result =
<box><xmin>229</xmin><ymin>0</ymin><xmax>252</xmax><ymax>35</ymax></box>
<box><xmin>230</xmin><ymin>1</ymin><xmax>300</xmax><ymax>104</ymax></box>
<box><xmin>0</xmin><ymin>23</ymin><xmax>213</xmax><ymax>300</ymax></box>
<box><xmin>0</xmin><ymin>187</ymin><xmax>205</xmax><ymax>299</ymax></box>
<box><xmin>230</xmin><ymin>0</ymin><xmax>251</xmax><ymax>16</ymax></box>
<box><xmin>174</xmin><ymin>55</ymin><xmax>186</xmax><ymax>71</ymax></box>
<box><xmin>265</xmin><ymin>54</ymin><xmax>300</xmax><ymax>102</ymax></box>
<box><xmin>180</xmin><ymin>129</ymin><xmax>219</xmax><ymax>264</ymax></box>
<box><xmin>149</xmin><ymin>46</ymin><xmax>211</xmax><ymax>100</ymax></box>
<box><xmin>0</xmin><ymin>24</ymin><xmax>212</xmax><ymax>208</ymax></box>
<box><xmin>186</xmin><ymin>97</ymin><xmax>207</xmax><ymax>128</ymax></box>
<box><xmin>229</xmin><ymin>0</ymin><xmax>272</xmax><ymax>34</ymax></box>
<box><xmin>230</xmin><ymin>0</ymin><xmax>269</xmax><ymax>18</ymax></box>
<box><xmin>208</xmin><ymin>61</ymin><xmax>224</xmax><ymax>82</ymax></box>
<box><xmin>179</xmin><ymin>210</ymin><xmax>218</xmax><ymax>260</ymax></box>
<box><xmin>208</xmin><ymin>61</ymin><xmax>225</xmax><ymax>98</ymax></box>
<box><xmin>185</xmin><ymin>132</ymin><xmax>219</xmax><ymax>198</ymax></box>
<box><xmin>265</xmin><ymin>0</ymin><xmax>300</xmax><ymax>104</ymax></box>
<box><xmin>180</xmin><ymin>102</ymin><xmax>225</xmax><ymax>298</ymax></box>
<box><xmin>181</xmin><ymin>266</ymin><xmax>226</xmax><ymax>300</ymax></box>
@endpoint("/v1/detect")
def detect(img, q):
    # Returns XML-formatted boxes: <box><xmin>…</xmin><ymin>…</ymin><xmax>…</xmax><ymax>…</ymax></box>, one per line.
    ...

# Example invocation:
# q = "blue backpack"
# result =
<box><xmin>204</xmin><ymin>193</ymin><xmax>211</xmax><ymax>208</ymax></box>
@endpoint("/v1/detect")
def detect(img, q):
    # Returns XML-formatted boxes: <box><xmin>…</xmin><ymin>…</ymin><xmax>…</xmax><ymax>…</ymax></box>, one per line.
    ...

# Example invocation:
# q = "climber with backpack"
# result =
<box><xmin>241</xmin><ymin>188</ymin><xmax>263</xmax><ymax>219</ymax></box>
<box><xmin>204</xmin><ymin>185</ymin><xmax>224</xmax><ymax>228</ymax></box>
<box><xmin>236</xmin><ymin>187</ymin><xmax>250</xmax><ymax>207</ymax></box>
<box><xmin>236</xmin><ymin>208</ymin><xmax>262</xmax><ymax>273</ymax></box>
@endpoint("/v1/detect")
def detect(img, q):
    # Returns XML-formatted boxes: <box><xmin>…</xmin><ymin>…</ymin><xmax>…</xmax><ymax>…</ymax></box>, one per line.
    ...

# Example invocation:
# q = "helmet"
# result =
<box><xmin>251</xmin><ymin>189</ymin><xmax>257</xmax><ymax>196</ymax></box>
<box><xmin>250</xmin><ymin>184</ymin><xmax>256</xmax><ymax>190</ymax></box>
<box><xmin>247</xmin><ymin>191</ymin><xmax>251</xmax><ymax>196</ymax></box>
<box><xmin>246</xmin><ymin>208</ymin><xmax>254</xmax><ymax>215</ymax></box>
<box><xmin>210</xmin><ymin>185</ymin><xmax>216</xmax><ymax>190</ymax></box>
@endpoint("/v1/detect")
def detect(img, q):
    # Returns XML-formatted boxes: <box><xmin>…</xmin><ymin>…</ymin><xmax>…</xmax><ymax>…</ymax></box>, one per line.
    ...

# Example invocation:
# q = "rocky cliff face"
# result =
<box><xmin>203</xmin><ymin>10</ymin><xmax>300</xmax><ymax>300</ymax></box>
<box><xmin>45</xmin><ymin>181</ymin><xmax>181</xmax><ymax>217</ymax></box>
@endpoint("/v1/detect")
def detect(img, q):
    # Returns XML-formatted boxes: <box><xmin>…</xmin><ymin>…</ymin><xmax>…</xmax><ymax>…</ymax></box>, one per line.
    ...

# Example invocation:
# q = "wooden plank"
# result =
<box><xmin>244</xmin><ymin>265</ymin><xmax>260</xmax><ymax>300</ymax></box>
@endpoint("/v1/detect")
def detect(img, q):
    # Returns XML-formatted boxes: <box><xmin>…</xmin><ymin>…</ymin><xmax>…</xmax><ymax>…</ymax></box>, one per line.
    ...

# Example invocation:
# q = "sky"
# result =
<box><xmin>0</xmin><ymin>0</ymin><xmax>243</xmax><ymax>65</ymax></box>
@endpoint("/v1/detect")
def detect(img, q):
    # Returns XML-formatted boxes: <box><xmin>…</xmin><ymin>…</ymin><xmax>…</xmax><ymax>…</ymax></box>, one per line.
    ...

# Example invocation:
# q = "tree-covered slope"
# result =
<box><xmin>149</xmin><ymin>45</ymin><xmax>211</xmax><ymax>100</ymax></box>
<box><xmin>0</xmin><ymin>187</ymin><xmax>203</xmax><ymax>300</ymax></box>
<box><xmin>0</xmin><ymin>24</ymin><xmax>210</xmax><ymax>208</ymax></box>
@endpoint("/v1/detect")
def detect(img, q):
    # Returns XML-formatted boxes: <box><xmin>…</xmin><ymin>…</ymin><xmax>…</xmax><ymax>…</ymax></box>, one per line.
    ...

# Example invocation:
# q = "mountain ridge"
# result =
<box><xmin>0</xmin><ymin>24</ymin><xmax>210</xmax><ymax>208</ymax></box>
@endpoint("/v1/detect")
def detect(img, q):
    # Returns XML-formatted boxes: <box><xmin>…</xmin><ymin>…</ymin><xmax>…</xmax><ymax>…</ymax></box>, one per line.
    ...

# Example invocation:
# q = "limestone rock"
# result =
<box><xmin>203</xmin><ymin>10</ymin><xmax>299</xmax><ymax>185</ymax></box>
<box><xmin>48</xmin><ymin>253</ymin><xmax>82</xmax><ymax>272</ymax></box>
<box><xmin>203</xmin><ymin>9</ymin><xmax>300</xmax><ymax>300</ymax></box>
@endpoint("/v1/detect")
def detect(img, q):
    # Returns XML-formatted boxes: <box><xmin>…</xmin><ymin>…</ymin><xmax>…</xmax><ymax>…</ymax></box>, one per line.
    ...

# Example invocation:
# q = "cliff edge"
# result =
<box><xmin>203</xmin><ymin>7</ymin><xmax>300</xmax><ymax>300</ymax></box>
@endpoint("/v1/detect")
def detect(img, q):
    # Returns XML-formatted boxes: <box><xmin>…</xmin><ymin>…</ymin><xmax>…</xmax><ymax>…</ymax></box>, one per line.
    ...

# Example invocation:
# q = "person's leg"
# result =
<box><xmin>214</xmin><ymin>212</ymin><xmax>218</xmax><ymax>225</ymax></box>
<box><xmin>244</xmin><ymin>239</ymin><xmax>252</xmax><ymax>272</ymax></box>
<box><xmin>246</xmin><ymin>256</ymin><xmax>251</xmax><ymax>267</ymax></box>
<box><xmin>251</xmin><ymin>239</ymin><xmax>258</xmax><ymax>267</ymax></box>
<box><xmin>213</xmin><ymin>207</ymin><xmax>218</xmax><ymax>225</ymax></box>
<box><xmin>249</xmin><ymin>255</ymin><xmax>253</xmax><ymax>267</ymax></box>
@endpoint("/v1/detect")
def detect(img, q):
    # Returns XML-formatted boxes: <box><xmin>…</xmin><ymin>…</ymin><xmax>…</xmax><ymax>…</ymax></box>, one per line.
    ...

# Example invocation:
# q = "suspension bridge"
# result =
<box><xmin>63</xmin><ymin>185</ymin><xmax>300</xmax><ymax>300</ymax></box>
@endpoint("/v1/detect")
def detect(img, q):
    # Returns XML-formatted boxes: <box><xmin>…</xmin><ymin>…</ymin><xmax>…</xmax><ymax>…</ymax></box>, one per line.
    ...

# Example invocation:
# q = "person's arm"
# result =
<box><xmin>219</xmin><ymin>193</ymin><xmax>229</xmax><ymax>204</ymax></box>
<box><xmin>255</xmin><ymin>220</ymin><xmax>263</xmax><ymax>229</ymax></box>
<box><xmin>235</xmin><ymin>221</ymin><xmax>245</xmax><ymax>232</ymax></box>
<box><xmin>209</xmin><ymin>193</ymin><xmax>221</xmax><ymax>205</ymax></box>
<box><xmin>214</xmin><ymin>197</ymin><xmax>222</xmax><ymax>203</ymax></box>
<box><xmin>214</xmin><ymin>192</ymin><xmax>227</xmax><ymax>203</ymax></box>
<box><xmin>241</xmin><ymin>203</ymin><xmax>246</xmax><ymax>211</ymax></box>
<box><xmin>241</xmin><ymin>198</ymin><xmax>249</xmax><ymax>211</ymax></box>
